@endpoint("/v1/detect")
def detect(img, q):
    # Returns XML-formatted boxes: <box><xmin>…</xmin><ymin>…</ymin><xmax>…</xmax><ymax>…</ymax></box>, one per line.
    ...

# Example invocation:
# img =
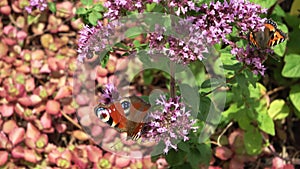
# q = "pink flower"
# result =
<box><xmin>143</xmin><ymin>95</ymin><xmax>197</xmax><ymax>154</ymax></box>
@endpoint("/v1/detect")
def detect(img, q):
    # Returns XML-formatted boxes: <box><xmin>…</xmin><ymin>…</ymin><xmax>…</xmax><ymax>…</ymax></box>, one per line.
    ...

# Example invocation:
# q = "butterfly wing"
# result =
<box><xmin>248</xmin><ymin>19</ymin><xmax>286</xmax><ymax>48</ymax></box>
<box><xmin>95</xmin><ymin>96</ymin><xmax>151</xmax><ymax>140</ymax></box>
<box><xmin>122</xmin><ymin>96</ymin><xmax>150</xmax><ymax>140</ymax></box>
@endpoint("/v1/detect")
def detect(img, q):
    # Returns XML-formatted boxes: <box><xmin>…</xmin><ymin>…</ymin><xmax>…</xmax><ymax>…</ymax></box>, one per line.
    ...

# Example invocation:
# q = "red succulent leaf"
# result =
<box><xmin>115</xmin><ymin>156</ymin><xmax>131</xmax><ymax>168</ymax></box>
<box><xmin>91</xmin><ymin>125</ymin><xmax>103</xmax><ymax>137</ymax></box>
<box><xmin>48</xmin><ymin>149</ymin><xmax>61</xmax><ymax>164</ymax></box>
<box><xmin>25</xmin><ymin>78</ymin><xmax>35</xmax><ymax>92</ymax></box>
<box><xmin>17</xmin><ymin>30</ymin><xmax>27</xmax><ymax>40</ymax></box>
<box><xmin>2</xmin><ymin>120</ymin><xmax>18</xmax><ymax>134</ymax></box>
<box><xmin>208</xmin><ymin>166</ymin><xmax>222</xmax><ymax>169</ymax></box>
<box><xmin>54</xmin><ymin>86</ymin><xmax>72</xmax><ymax>100</ymax></box>
<box><xmin>96</xmin><ymin>66</ymin><xmax>108</xmax><ymax>77</ymax></box>
<box><xmin>62</xmin><ymin>105</ymin><xmax>76</xmax><ymax>115</ymax></box>
<box><xmin>29</xmin><ymin>94</ymin><xmax>42</xmax><ymax>106</ymax></box>
<box><xmin>40</xmin><ymin>63</ymin><xmax>51</xmax><ymax>73</ymax></box>
<box><xmin>72</xmin><ymin>130</ymin><xmax>89</xmax><ymax>141</ymax></box>
<box><xmin>0</xmin><ymin>42</ymin><xmax>9</xmax><ymax>58</ymax></box>
<box><xmin>40</xmin><ymin>112</ymin><xmax>52</xmax><ymax>129</ymax></box>
<box><xmin>61</xmin><ymin>149</ymin><xmax>72</xmax><ymax>161</ymax></box>
<box><xmin>86</xmin><ymin>145</ymin><xmax>103</xmax><ymax>163</ymax></box>
<box><xmin>55</xmin><ymin>123</ymin><xmax>67</xmax><ymax>133</ymax></box>
<box><xmin>143</xmin><ymin>157</ymin><xmax>156</xmax><ymax>169</ymax></box>
<box><xmin>229</xmin><ymin>156</ymin><xmax>244</xmax><ymax>169</ymax></box>
<box><xmin>214</xmin><ymin>146</ymin><xmax>233</xmax><ymax>160</ymax></box>
<box><xmin>103</xmin><ymin>153</ymin><xmax>116</xmax><ymax>165</ymax></box>
<box><xmin>75</xmin><ymin>94</ymin><xmax>90</xmax><ymax>106</ymax></box>
<box><xmin>0</xmin><ymin>5</ymin><xmax>11</xmax><ymax>15</ymax></box>
<box><xmin>31</xmin><ymin>49</ymin><xmax>45</xmax><ymax>60</ymax></box>
<box><xmin>56</xmin><ymin>1</ymin><xmax>73</xmax><ymax>18</ymax></box>
<box><xmin>71</xmin><ymin>154</ymin><xmax>88</xmax><ymax>169</ymax></box>
<box><xmin>56</xmin><ymin>157</ymin><xmax>71</xmax><ymax>168</ymax></box>
<box><xmin>47</xmin><ymin>57</ymin><xmax>58</xmax><ymax>71</ymax></box>
<box><xmin>25</xmin><ymin>137</ymin><xmax>36</xmax><ymax>149</ymax></box>
<box><xmin>156</xmin><ymin>158</ymin><xmax>169</xmax><ymax>169</ymax></box>
<box><xmin>11</xmin><ymin>146</ymin><xmax>24</xmax><ymax>159</ymax></box>
<box><xmin>24</xmin><ymin>148</ymin><xmax>41</xmax><ymax>163</ymax></box>
<box><xmin>18</xmin><ymin>96</ymin><xmax>32</xmax><ymax>106</ymax></box>
<box><xmin>106</xmin><ymin>60</ymin><xmax>116</xmax><ymax>74</ymax></box>
<box><xmin>0</xmin><ymin>132</ymin><xmax>12</xmax><ymax>149</ymax></box>
<box><xmin>16</xmin><ymin>64</ymin><xmax>31</xmax><ymax>73</ymax></box>
<box><xmin>36</xmin><ymin>134</ymin><xmax>48</xmax><ymax>149</ymax></box>
<box><xmin>0</xmin><ymin>151</ymin><xmax>8</xmax><ymax>166</ymax></box>
<box><xmin>95</xmin><ymin>158</ymin><xmax>112</xmax><ymax>169</ymax></box>
<box><xmin>0</xmin><ymin>104</ymin><xmax>14</xmax><ymax>117</ymax></box>
<box><xmin>26</xmin><ymin>123</ymin><xmax>41</xmax><ymax>140</ymax></box>
<box><xmin>283</xmin><ymin>164</ymin><xmax>295</xmax><ymax>169</ymax></box>
<box><xmin>46</xmin><ymin>100</ymin><xmax>61</xmax><ymax>115</ymax></box>
<box><xmin>8</xmin><ymin>127</ymin><xmax>25</xmax><ymax>146</ymax></box>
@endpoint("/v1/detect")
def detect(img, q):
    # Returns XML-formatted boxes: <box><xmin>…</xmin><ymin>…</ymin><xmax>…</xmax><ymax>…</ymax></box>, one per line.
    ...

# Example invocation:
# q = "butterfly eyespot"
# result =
<box><xmin>95</xmin><ymin>107</ymin><xmax>110</xmax><ymax>122</ymax></box>
<box><xmin>121</xmin><ymin>100</ymin><xmax>131</xmax><ymax>110</ymax></box>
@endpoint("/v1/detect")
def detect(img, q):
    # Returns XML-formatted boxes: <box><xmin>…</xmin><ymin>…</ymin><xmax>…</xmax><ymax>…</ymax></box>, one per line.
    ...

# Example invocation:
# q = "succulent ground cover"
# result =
<box><xmin>0</xmin><ymin>0</ymin><xmax>300</xmax><ymax>169</ymax></box>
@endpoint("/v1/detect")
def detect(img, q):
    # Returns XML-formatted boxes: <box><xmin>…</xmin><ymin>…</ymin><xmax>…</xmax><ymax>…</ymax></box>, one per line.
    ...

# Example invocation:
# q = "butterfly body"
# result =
<box><xmin>95</xmin><ymin>96</ymin><xmax>150</xmax><ymax>140</ymax></box>
<box><xmin>248</xmin><ymin>19</ymin><xmax>287</xmax><ymax>48</ymax></box>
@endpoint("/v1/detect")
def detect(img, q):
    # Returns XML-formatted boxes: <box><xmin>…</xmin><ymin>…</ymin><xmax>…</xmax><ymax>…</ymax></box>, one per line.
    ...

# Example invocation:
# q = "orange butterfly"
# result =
<box><xmin>248</xmin><ymin>19</ymin><xmax>287</xmax><ymax>48</ymax></box>
<box><xmin>94</xmin><ymin>96</ymin><xmax>150</xmax><ymax>140</ymax></box>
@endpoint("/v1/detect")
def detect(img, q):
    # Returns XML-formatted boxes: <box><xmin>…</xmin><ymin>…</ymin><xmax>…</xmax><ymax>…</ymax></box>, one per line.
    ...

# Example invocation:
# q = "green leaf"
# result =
<box><xmin>273</xmin><ymin>23</ymin><xmax>288</xmax><ymax>56</ymax></box>
<box><xmin>165</xmin><ymin>149</ymin><xmax>186</xmax><ymax>166</ymax></box>
<box><xmin>290</xmin><ymin>85</ymin><xmax>300</xmax><ymax>112</ymax></box>
<box><xmin>257</xmin><ymin>111</ymin><xmax>275</xmax><ymax>135</ymax></box>
<box><xmin>81</xmin><ymin>0</ymin><xmax>93</xmax><ymax>6</ymax></box>
<box><xmin>217</xmin><ymin>52</ymin><xmax>240</xmax><ymax>78</ymax></box>
<box><xmin>180</xmin><ymin>83</ymin><xmax>199</xmax><ymax>116</ymax></box>
<box><xmin>290</xmin><ymin>0</ymin><xmax>300</xmax><ymax>16</ymax></box>
<box><xmin>186</xmin><ymin>148</ymin><xmax>201</xmax><ymax>168</ymax></box>
<box><xmin>88</xmin><ymin>11</ymin><xmax>102</xmax><ymax>25</ymax></box>
<box><xmin>48</xmin><ymin>2</ymin><xmax>56</xmax><ymax>13</ymax></box>
<box><xmin>125</xmin><ymin>27</ymin><xmax>144</xmax><ymax>39</ymax></box>
<box><xmin>143</xmin><ymin>69</ymin><xmax>154</xmax><ymax>85</ymax></box>
<box><xmin>222</xmin><ymin>103</ymin><xmax>240</xmax><ymax>122</ymax></box>
<box><xmin>196</xmin><ymin>143</ymin><xmax>212</xmax><ymax>166</ymax></box>
<box><xmin>236</xmin><ymin>109</ymin><xmax>252</xmax><ymax>130</ymax></box>
<box><xmin>273</xmin><ymin>4</ymin><xmax>286</xmax><ymax>17</ymax></box>
<box><xmin>177</xmin><ymin>142</ymin><xmax>190</xmax><ymax>153</ymax></box>
<box><xmin>146</xmin><ymin>3</ymin><xmax>156</xmax><ymax>12</ymax></box>
<box><xmin>244</xmin><ymin>128</ymin><xmax>262</xmax><ymax>155</ymax></box>
<box><xmin>249</xmin><ymin>0</ymin><xmax>276</xmax><ymax>8</ymax></box>
<box><xmin>282</xmin><ymin>54</ymin><xmax>300</xmax><ymax>78</ymax></box>
<box><xmin>76</xmin><ymin>7</ymin><xmax>88</xmax><ymax>15</ymax></box>
<box><xmin>27</xmin><ymin>15</ymin><xmax>40</xmax><ymax>25</ymax></box>
<box><xmin>92</xmin><ymin>4</ymin><xmax>104</xmax><ymax>12</ymax></box>
<box><xmin>285</xmin><ymin>15</ymin><xmax>300</xmax><ymax>54</ymax></box>
<box><xmin>198</xmin><ymin>96</ymin><xmax>213</xmax><ymax>121</ymax></box>
<box><xmin>101</xmin><ymin>54</ymin><xmax>109</xmax><ymax>68</ymax></box>
<box><xmin>268</xmin><ymin>99</ymin><xmax>289</xmax><ymax>120</ymax></box>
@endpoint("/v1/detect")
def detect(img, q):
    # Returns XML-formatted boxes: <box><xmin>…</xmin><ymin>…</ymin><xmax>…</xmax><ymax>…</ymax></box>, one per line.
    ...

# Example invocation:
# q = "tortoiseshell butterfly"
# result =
<box><xmin>248</xmin><ymin>19</ymin><xmax>287</xmax><ymax>48</ymax></box>
<box><xmin>94</xmin><ymin>96</ymin><xmax>150</xmax><ymax>140</ymax></box>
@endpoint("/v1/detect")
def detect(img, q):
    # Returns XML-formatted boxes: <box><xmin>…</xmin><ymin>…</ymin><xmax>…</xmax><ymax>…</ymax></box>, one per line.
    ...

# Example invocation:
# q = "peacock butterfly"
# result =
<box><xmin>94</xmin><ymin>95</ymin><xmax>151</xmax><ymax>140</ymax></box>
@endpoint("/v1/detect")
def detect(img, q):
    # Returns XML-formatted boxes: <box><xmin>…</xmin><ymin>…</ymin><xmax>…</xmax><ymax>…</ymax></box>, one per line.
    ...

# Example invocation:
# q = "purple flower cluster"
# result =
<box><xmin>77</xmin><ymin>24</ymin><xmax>100</xmax><ymax>62</ymax></box>
<box><xmin>148</xmin><ymin>23</ymin><xmax>208</xmax><ymax>64</ymax></box>
<box><xmin>232</xmin><ymin>45</ymin><xmax>272</xmax><ymax>75</ymax></box>
<box><xmin>143</xmin><ymin>95</ymin><xmax>197</xmax><ymax>154</ymax></box>
<box><xmin>189</xmin><ymin>0</ymin><xmax>268</xmax><ymax>74</ymax></box>
<box><xmin>77</xmin><ymin>21</ymin><xmax>118</xmax><ymax>62</ymax></box>
<box><xmin>25</xmin><ymin>0</ymin><xmax>48</xmax><ymax>13</ymax></box>
<box><xmin>104</xmin><ymin>0</ymin><xmax>196</xmax><ymax>20</ymax></box>
<box><xmin>193</xmin><ymin>0</ymin><xmax>266</xmax><ymax>45</ymax></box>
<box><xmin>99</xmin><ymin>83</ymin><xmax>120</xmax><ymax>104</ymax></box>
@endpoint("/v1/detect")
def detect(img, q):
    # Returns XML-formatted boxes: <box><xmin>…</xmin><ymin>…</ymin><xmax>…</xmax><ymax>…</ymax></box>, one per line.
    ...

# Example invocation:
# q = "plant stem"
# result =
<box><xmin>170</xmin><ymin>61</ymin><xmax>175</xmax><ymax>98</ymax></box>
